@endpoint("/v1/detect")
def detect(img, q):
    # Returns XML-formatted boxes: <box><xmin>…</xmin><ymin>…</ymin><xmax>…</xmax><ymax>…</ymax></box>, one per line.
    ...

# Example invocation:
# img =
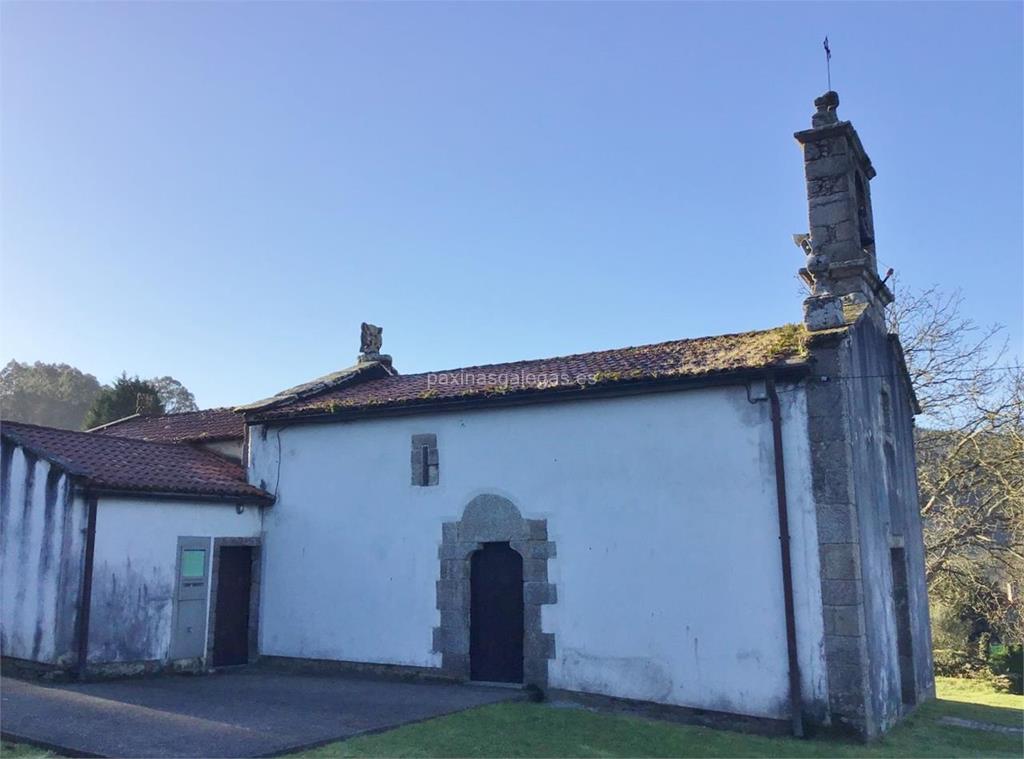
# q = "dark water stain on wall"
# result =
<box><xmin>14</xmin><ymin>450</ymin><xmax>38</xmax><ymax>641</ymax></box>
<box><xmin>30</xmin><ymin>467</ymin><xmax>62</xmax><ymax>660</ymax></box>
<box><xmin>88</xmin><ymin>558</ymin><xmax>174</xmax><ymax>663</ymax></box>
<box><xmin>0</xmin><ymin>441</ymin><xmax>13</xmax><ymax>654</ymax></box>
<box><xmin>54</xmin><ymin>480</ymin><xmax>82</xmax><ymax>661</ymax></box>
<box><xmin>0</xmin><ymin>441</ymin><xmax>14</xmax><ymax>532</ymax></box>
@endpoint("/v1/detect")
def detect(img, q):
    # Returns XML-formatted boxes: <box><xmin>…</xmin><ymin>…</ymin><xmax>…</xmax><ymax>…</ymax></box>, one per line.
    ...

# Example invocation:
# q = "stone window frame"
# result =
<box><xmin>411</xmin><ymin>434</ymin><xmax>439</xmax><ymax>487</ymax></box>
<box><xmin>433</xmin><ymin>494</ymin><xmax>556</xmax><ymax>687</ymax></box>
<box><xmin>205</xmin><ymin>537</ymin><xmax>262</xmax><ymax>667</ymax></box>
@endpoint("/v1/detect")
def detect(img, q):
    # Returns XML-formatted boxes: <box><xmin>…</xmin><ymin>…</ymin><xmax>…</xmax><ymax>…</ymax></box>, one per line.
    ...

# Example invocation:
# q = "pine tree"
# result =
<box><xmin>83</xmin><ymin>373</ymin><xmax>165</xmax><ymax>429</ymax></box>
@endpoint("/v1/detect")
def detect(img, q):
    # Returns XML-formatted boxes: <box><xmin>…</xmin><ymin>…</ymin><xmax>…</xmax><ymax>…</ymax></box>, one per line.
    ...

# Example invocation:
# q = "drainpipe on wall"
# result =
<box><xmin>765</xmin><ymin>373</ymin><xmax>805</xmax><ymax>738</ymax></box>
<box><xmin>74</xmin><ymin>493</ymin><xmax>98</xmax><ymax>681</ymax></box>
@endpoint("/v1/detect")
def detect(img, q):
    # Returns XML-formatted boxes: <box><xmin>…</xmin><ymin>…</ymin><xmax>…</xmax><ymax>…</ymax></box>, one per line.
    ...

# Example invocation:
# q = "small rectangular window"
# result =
<box><xmin>881</xmin><ymin>389</ymin><xmax>893</xmax><ymax>438</ymax></box>
<box><xmin>181</xmin><ymin>549</ymin><xmax>206</xmax><ymax>578</ymax></box>
<box><xmin>411</xmin><ymin>433</ymin><xmax>438</xmax><ymax>486</ymax></box>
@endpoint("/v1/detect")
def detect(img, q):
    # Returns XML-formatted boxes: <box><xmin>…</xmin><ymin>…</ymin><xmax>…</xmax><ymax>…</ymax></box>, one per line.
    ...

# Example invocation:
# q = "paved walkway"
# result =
<box><xmin>1</xmin><ymin>668</ymin><xmax>523</xmax><ymax>757</ymax></box>
<box><xmin>938</xmin><ymin>716</ymin><xmax>1024</xmax><ymax>735</ymax></box>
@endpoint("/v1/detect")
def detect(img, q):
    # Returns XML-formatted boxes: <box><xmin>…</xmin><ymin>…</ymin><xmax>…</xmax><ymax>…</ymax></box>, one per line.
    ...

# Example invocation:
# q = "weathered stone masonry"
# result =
<box><xmin>797</xmin><ymin>91</ymin><xmax>933</xmax><ymax>738</ymax></box>
<box><xmin>433</xmin><ymin>494</ymin><xmax>556</xmax><ymax>686</ymax></box>
<box><xmin>804</xmin><ymin>329</ymin><xmax>876</xmax><ymax>734</ymax></box>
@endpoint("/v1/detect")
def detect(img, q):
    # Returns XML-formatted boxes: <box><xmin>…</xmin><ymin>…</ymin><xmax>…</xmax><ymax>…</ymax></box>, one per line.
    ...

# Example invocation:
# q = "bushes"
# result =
<box><xmin>988</xmin><ymin>645</ymin><xmax>1023</xmax><ymax>695</ymax></box>
<box><xmin>932</xmin><ymin>602</ymin><xmax>1022</xmax><ymax>693</ymax></box>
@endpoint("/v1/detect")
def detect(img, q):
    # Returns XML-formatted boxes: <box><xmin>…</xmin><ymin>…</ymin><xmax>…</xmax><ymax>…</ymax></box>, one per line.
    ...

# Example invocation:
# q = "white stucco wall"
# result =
<box><xmin>87</xmin><ymin>496</ymin><xmax>263</xmax><ymax>664</ymax></box>
<box><xmin>0</xmin><ymin>442</ymin><xmax>87</xmax><ymax>665</ymax></box>
<box><xmin>199</xmin><ymin>439</ymin><xmax>243</xmax><ymax>462</ymax></box>
<box><xmin>252</xmin><ymin>382</ymin><xmax>828</xmax><ymax>720</ymax></box>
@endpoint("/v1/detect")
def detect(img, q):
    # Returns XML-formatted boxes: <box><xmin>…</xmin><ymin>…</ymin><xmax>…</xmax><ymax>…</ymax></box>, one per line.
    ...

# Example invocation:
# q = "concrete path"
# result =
<box><xmin>938</xmin><ymin>716</ymin><xmax>1024</xmax><ymax>735</ymax></box>
<box><xmin>1</xmin><ymin>669</ymin><xmax>523</xmax><ymax>757</ymax></box>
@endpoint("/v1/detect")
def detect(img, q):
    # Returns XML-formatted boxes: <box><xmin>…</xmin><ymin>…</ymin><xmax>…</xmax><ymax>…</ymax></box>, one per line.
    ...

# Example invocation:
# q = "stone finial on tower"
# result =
<box><xmin>811</xmin><ymin>90</ymin><xmax>840</xmax><ymax>128</ymax></box>
<box><xmin>794</xmin><ymin>91</ymin><xmax>892</xmax><ymax>331</ymax></box>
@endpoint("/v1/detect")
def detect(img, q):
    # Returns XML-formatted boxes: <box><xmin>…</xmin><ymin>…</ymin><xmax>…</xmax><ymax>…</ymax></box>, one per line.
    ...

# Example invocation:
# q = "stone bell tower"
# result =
<box><xmin>794</xmin><ymin>92</ymin><xmax>892</xmax><ymax>331</ymax></box>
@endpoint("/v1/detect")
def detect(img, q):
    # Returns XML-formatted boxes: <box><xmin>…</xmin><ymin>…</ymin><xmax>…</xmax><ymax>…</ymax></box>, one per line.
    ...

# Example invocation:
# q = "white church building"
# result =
<box><xmin>1</xmin><ymin>92</ymin><xmax>934</xmax><ymax>739</ymax></box>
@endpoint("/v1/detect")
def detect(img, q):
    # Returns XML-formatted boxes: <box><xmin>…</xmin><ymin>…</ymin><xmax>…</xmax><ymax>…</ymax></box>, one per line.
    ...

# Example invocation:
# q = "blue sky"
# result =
<box><xmin>2</xmin><ymin>2</ymin><xmax>1021</xmax><ymax>409</ymax></box>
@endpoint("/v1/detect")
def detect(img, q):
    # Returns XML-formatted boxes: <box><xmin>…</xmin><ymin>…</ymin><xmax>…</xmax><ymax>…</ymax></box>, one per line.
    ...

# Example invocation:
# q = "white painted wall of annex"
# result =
<box><xmin>199</xmin><ymin>439</ymin><xmax>243</xmax><ymax>462</ymax></box>
<box><xmin>252</xmin><ymin>383</ymin><xmax>828</xmax><ymax>720</ymax></box>
<box><xmin>0</xmin><ymin>443</ymin><xmax>87</xmax><ymax>664</ymax></box>
<box><xmin>87</xmin><ymin>496</ymin><xmax>263</xmax><ymax>663</ymax></box>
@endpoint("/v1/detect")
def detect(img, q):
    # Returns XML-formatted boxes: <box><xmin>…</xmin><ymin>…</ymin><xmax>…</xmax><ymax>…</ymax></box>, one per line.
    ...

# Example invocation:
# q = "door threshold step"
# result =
<box><xmin>469</xmin><ymin>680</ymin><xmax>526</xmax><ymax>689</ymax></box>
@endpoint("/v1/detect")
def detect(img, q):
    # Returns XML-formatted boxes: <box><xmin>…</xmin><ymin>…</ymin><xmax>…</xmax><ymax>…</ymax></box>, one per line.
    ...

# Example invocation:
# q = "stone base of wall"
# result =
<box><xmin>1</xmin><ymin>655</ymin><xmax>207</xmax><ymax>682</ymax></box>
<box><xmin>257</xmin><ymin>655</ymin><xmax>460</xmax><ymax>684</ymax></box>
<box><xmin>1</xmin><ymin>656</ymin><xmax>74</xmax><ymax>682</ymax></box>
<box><xmin>84</xmin><ymin>657</ymin><xmax>206</xmax><ymax>681</ymax></box>
<box><xmin>545</xmin><ymin>688</ymin><xmax>794</xmax><ymax>737</ymax></box>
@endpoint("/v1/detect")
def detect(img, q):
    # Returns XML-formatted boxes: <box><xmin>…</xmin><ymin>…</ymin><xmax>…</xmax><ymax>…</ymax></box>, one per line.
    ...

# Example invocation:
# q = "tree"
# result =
<box><xmin>888</xmin><ymin>282</ymin><xmax>1023</xmax><ymax>665</ymax></box>
<box><xmin>887</xmin><ymin>284</ymin><xmax>1008</xmax><ymax>421</ymax></box>
<box><xmin>0</xmin><ymin>360</ymin><xmax>102</xmax><ymax>429</ymax></box>
<box><xmin>0</xmin><ymin>360</ymin><xmax>199</xmax><ymax>429</ymax></box>
<box><xmin>82</xmin><ymin>373</ymin><xmax>165</xmax><ymax>430</ymax></box>
<box><xmin>916</xmin><ymin>379</ymin><xmax>1024</xmax><ymax>641</ymax></box>
<box><xmin>149</xmin><ymin>376</ymin><xmax>198</xmax><ymax>414</ymax></box>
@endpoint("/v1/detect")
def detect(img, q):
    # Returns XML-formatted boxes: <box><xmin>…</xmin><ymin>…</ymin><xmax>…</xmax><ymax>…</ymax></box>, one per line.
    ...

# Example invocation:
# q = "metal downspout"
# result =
<box><xmin>766</xmin><ymin>372</ymin><xmax>805</xmax><ymax>737</ymax></box>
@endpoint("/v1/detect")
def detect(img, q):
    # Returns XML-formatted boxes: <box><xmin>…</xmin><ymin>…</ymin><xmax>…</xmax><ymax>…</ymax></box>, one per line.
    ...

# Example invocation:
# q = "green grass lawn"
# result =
<box><xmin>0</xmin><ymin>742</ymin><xmax>55</xmax><ymax>759</ymax></box>
<box><xmin>295</xmin><ymin>678</ymin><xmax>1024</xmax><ymax>758</ymax></box>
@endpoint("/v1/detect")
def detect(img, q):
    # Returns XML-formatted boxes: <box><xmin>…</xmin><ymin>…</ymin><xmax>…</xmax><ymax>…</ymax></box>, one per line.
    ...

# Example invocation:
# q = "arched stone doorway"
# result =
<box><xmin>433</xmin><ymin>494</ymin><xmax>556</xmax><ymax>687</ymax></box>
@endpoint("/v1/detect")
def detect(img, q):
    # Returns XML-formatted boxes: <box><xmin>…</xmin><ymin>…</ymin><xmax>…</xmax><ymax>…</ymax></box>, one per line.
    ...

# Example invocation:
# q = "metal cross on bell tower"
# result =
<box><xmin>823</xmin><ymin>36</ymin><xmax>832</xmax><ymax>92</ymax></box>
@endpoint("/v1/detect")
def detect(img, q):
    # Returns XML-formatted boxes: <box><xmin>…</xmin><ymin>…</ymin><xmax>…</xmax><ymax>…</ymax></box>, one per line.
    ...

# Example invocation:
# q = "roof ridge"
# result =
<box><xmin>2</xmin><ymin>419</ymin><xmax>89</xmax><ymax>434</ymax></box>
<box><xmin>83</xmin><ymin>414</ymin><xmax>142</xmax><ymax>432</ymax></box>
<box><xmin>236</xmin><ymin>362</ymin><xmax>389</xmax><ymax>413</ymax></box>
<box><xmin>158</xmin><ymin>407</ymin><xmax>234</xmax><ymax>416</ymax></box>
<box><xmin>89</xmin><ymin>406</ymin><xmax>235</xmax><ymax>430</ymax></box>
<box><xmin>2</xmin><ymin>420</ymin><xmax>230</xmax><ymax>455</ymax></box>
<box><xmin>364</xmin><ymin>324</ymin><xmax>798</xmax><ymax>382</ymax></box>
<box><xmin>251</xmin><ymin>323</ymin><xmax>812</xmax><ymax>422</ymax></box>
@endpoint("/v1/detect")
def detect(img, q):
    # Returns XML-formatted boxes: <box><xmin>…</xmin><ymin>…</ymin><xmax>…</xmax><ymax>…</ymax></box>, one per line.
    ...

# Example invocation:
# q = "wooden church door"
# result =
<box><xmin>470</xmin><ymin>542</ymin><xmax>524</xmax><ymax>682</ymax></box>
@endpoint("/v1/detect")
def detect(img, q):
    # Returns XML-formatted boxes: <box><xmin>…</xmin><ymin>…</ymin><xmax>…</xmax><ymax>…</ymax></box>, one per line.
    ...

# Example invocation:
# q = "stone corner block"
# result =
<box><xmin>440</xmin><ymin>559</ymin><xmax>469</xmax><ymax>580</ymax></box>
<box><xmin>821</xmin><ymin>543</ymin><xmax>861</xmax><ymax>580</ymax></box>
<box><xmin>511</xmin><ymin>540</ymin><xmax>556</xmax><ymax>560</ymax></box>
<box><xmin>441</xmin><ymin>521</ymin><xmax>459</xmax><ymax>543</ymax></box>
<box><xmin>439</xmin><ymin>542</ymin><xmax>480</xmax><ymax>561</ymax></box>
<box><xmin>824</xmin><ymin>605</ymin><xmax>865</xmax><ymax>637</ymax></box>
<box><xmin>816</xmin><ymin>502</ymin><xmax>857</xmax><ymax>544</ymax></box>
<box><xmin>822</xmin><ymin>578</ymin><xmax>864</xmax><ymax>606</ymax></box>
<box><xmin>526</xmin><ymin>631</ymin><xmax>556</xmax><ymax>660</ymax></box>
<box><xmin>524</xmin><ymin>582</ymin><xmax>557</xmax><ymax>605</ymax></box>
<box><xmin>522</xmin><ymin>558</ymin><xmax>549</xmax><ymax>582</ymax></box>
<box><xmin>825</xmin><ymin>634</ymin><xmax>865</xmax><ymax>667</ymax></box>
<box><xmin>804</xmin><ymin>295</ymin><xmax>846</xmax><ymax>331</ymax></box>
<box><xmin>431</xmin><ymin>626</ymin><xmax>443</xmax><ymax>653</ymax></box>
<box><xmin>523</xmin><ymin>658</ymin><xmax>549</xmax><ymax>689</ymax></box>
<box><xmin>525</xmin><ymin>519</ymin><xmax>548</xmax><ymax>540</ymax></box>
<box><xmin>434</xmin><ymin>616</ymin><xmax>469</xmax><ymax>654</ymax></box>
<box><xmin>436</xmin><ymin>579</ymin><xmax>469</xmax><ymax>610</ymax></box>
<box><xmin>441</xmin><ymin>652</ymin><xmax>470</xmax><ymax>679</ymax></box>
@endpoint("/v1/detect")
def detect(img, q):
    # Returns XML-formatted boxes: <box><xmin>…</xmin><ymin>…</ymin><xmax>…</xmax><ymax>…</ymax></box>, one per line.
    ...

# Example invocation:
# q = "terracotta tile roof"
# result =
<box><xmin>90</xmin><ymin>408</ymin><xmax>243</xmax><ymax>443</ymax></box>
<box><xmin>1</xmin><ymin>421</ymin><xmax>271</xmax><ymax>503</ymax></box>
<box><xmin>252</xmin><ymin>324</ymin><xmax>810</xmax><ymax>421</ymax></box>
